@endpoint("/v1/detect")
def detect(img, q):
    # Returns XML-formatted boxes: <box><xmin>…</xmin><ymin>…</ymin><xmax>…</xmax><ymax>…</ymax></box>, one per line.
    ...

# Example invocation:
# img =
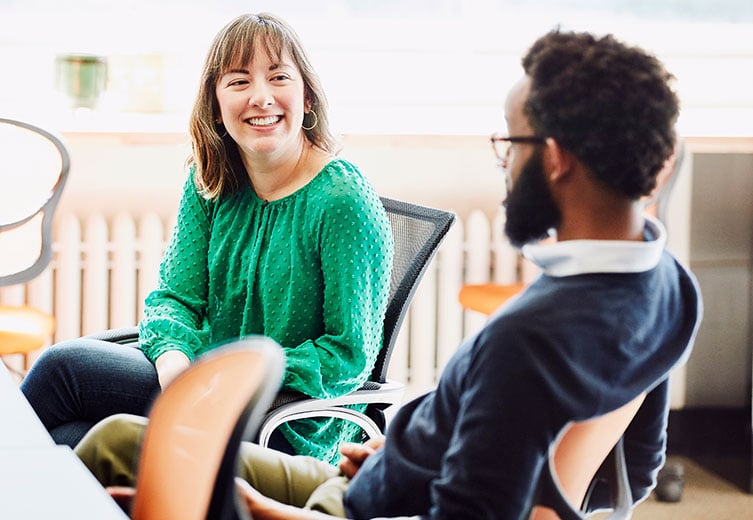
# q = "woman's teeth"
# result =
<box><xmin>248</xmin><ymin>116</ymin><xmax>281</xmax><ymax>126</ymax></box>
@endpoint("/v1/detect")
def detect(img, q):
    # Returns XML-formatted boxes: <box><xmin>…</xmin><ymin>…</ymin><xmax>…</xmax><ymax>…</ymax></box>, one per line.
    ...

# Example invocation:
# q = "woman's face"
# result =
<box><xmin>215</xmin><ymin>46</ymin><xmax>308</xmax><ymax>164</ymax></box>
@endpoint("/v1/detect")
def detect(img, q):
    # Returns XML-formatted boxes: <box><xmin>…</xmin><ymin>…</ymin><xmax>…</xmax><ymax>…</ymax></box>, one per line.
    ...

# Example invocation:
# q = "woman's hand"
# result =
<box><xmin>154</xmin><ymin>350</ymin><xmax>190</xmax><ymax>390</ymax></box>
<box><xmin>337</xmin><ymin>436</ymin><xmax>385</xmax><ymax>479</ymax></box>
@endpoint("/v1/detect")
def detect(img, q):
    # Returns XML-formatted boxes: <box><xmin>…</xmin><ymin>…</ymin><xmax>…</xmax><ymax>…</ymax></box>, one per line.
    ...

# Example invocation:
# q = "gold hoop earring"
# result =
<box><xmin>302</xmin><ymin>110</ymin><xmax>318</xmax><ymax>131</ymax></box>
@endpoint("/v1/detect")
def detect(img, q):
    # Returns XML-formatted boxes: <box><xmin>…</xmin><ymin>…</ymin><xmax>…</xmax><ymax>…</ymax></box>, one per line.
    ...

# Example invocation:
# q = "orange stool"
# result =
<box><xmin>458</xmin><ymin>282</ymin><xmax>526</xmax><ymax>315</ymax></box>
<box><xmin>0</xmin><ymin>304</ymin><xmax>55</xmax><ymax>378</ymax></box>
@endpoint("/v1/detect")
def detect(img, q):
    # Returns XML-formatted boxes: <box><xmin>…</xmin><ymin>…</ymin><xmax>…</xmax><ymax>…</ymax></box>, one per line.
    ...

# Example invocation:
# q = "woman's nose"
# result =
<box><xmin>248</xmin><ymin>84</ymin><xmax>274</xmax><ymax>108</ymax></box>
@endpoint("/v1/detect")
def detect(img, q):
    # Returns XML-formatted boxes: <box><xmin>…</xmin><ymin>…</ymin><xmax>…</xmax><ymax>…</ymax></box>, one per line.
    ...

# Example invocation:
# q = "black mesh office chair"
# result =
<box><xmin>86</xmin><ymin>197</ymin><xmax>456</xmax><ymax>442</ymax></box>
<box><xmin>257</xmin><ymin>197</ymin><xmax>456</xmax><ymax>443</ymax></box>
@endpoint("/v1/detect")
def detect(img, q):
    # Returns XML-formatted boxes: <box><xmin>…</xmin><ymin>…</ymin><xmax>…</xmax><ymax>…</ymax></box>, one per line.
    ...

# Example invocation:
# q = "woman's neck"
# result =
<box><xmin>243</xmin><ymin>139</ymin><xmax>327</xmax><ymax>202</ymax></box>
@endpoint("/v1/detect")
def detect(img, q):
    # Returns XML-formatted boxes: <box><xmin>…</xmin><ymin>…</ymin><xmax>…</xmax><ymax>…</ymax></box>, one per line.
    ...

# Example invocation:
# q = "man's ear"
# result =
<box><xmin>543</xmin><ymin>137</ymin><xmax>573</xmax><ymax>183</ymax></box>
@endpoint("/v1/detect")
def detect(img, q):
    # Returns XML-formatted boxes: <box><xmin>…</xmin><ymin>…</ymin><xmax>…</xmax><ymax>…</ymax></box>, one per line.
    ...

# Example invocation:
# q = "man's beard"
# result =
<box><xmin>503</xmin><ymin>149</ymin><xmax>561</xmax><ymax>248</ymax></box>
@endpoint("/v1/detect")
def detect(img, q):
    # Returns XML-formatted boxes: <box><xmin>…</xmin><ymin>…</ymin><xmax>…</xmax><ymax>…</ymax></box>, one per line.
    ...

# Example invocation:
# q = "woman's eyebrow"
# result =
<box><xmin>221</xmin><ymin>61</ymin><xmax>293</xmax><ymax>74</ymax></box>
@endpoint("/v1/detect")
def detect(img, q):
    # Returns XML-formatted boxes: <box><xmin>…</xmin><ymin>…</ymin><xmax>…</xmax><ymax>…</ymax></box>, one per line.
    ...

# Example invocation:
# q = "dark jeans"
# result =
<box><xmin>20</xmin><ymin>338</ymin><xmax>297</xmax><ymax>454</ymax></box>
<box><xmin>20</xmin><ymin>339</ymin><xmax>161</xmax><ymax>448</ymax></box>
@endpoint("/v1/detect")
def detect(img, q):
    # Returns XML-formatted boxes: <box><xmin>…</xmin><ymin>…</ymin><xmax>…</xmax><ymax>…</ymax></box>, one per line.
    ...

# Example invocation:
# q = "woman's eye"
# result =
<box><xmin>271</xmin><ymin>74</ymin><xmax>290</xmax><ymax>81</ymax></box>
<box><xmin>229</xmin><ymin>79</ymin><xmax>249</xmax><ymax>87</ymax></box>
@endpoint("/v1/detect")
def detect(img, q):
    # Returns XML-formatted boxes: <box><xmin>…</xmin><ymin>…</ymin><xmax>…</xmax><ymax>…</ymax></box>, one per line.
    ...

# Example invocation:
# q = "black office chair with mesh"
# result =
<box><xmin>86</xmin><ymin>196</ymin><xmax>456</xmax><ymax>442</ymax></box>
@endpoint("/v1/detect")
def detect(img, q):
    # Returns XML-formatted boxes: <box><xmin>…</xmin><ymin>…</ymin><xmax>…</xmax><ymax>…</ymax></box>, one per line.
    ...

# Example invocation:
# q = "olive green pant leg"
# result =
<box><xmin>74</xmin><ymin>413</ymin><xmax>147</xmax><ymax>487</ymax></box>
<box><xmin>76</xmin><ymin>414</ymin><xmax>350</xmax><ymax>517</ymax></box>
<box><xmin>236</xmin><ymin>441</ymin><xmax>348</xmax><ymax>517</ymax></box>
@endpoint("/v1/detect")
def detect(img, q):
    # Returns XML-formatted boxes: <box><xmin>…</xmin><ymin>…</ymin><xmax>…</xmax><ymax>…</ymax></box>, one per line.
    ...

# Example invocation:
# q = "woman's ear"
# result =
<box><xmin>304</xmin><ymin>87</ymin><xmax>315</xmax><ymax>113</ymax></box>
<box><xmin>544</xmin><ymin>137</ymin><xmax>573</xmax><ymax>183</ymax></box>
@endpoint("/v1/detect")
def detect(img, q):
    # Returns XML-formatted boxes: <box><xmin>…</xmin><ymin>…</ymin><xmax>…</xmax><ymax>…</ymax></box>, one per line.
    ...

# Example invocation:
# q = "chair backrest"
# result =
<box><xmin>530</xmin><ymin>393</ymin><xmax>646</xmax><ymax>520</ymax></box>
<box><xmin>131</xmin><ymin>336</ymin><xmax>285</xmax><ymax>520</ymax></box>
<box><xmin>0</xmin><ymin>117</ymin><xmax>70</xmax><ymax>286</ymax></box>
<box><xmin>374</xmin><ymin>197</ymin><xmax>456</xmax><ymax>383</ymax></box>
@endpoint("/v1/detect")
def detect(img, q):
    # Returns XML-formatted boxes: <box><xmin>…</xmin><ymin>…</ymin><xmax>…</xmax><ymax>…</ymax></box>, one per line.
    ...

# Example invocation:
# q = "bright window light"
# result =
<box><xmin>0</xmin><ymin>0</ymin><xmax>751</xmax><ymax>136</ymax></box>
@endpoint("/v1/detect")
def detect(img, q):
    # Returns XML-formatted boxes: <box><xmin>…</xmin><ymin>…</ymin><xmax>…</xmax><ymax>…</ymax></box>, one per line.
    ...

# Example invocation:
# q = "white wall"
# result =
<box><xmin>55</xmin><ymin>132</ymin><xmax>507</xmax><ymax>224</ymax></box>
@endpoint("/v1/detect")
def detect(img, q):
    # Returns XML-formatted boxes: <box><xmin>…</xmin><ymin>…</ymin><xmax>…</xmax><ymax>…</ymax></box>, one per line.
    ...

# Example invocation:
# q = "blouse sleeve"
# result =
<box><xmin>282</xmin><ymin>178</ymin><xmax>394</xmax><ymax>398</ymax></box>
<box><xmin>138</xmin><ymin>173</ymin><xmax>212</xmax><ymax>363</ymax></box>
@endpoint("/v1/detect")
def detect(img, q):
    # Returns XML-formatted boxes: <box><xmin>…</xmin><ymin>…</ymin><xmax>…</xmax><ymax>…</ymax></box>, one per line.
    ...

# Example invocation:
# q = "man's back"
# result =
<box><xmin>344</xmin><ymin>220</ymin><xmax>701</xmax><ymax>519</ymax></box>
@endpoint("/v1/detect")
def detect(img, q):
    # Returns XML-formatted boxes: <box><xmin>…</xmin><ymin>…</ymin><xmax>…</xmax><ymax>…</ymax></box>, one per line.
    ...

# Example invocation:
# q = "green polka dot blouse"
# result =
<box><xmin>138</xmin><ymin>158</ymin><xmax>394</xmax><ymax>463</ymax></box>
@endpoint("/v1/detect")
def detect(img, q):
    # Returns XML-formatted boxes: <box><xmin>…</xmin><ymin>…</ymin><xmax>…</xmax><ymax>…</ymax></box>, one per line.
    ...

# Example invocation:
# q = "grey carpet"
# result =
<box><xmin>627</xmin><ymin>456</ymin><xmax>753</xmax><ymax>519</ymax></box>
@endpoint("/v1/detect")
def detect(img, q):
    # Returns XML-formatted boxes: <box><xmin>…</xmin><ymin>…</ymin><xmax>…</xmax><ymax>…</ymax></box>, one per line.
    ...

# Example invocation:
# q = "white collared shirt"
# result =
<box><xmin>521</xmin><ymin>216</ymin><xmax>667</xmax><ymax>277</ymax></box>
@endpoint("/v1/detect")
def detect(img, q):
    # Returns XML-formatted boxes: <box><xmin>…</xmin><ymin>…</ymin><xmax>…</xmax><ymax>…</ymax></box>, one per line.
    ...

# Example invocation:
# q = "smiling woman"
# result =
<box><xmin>20</xmin><ymin>13</ymin><xmax>395</xmax><ymax>469</ymax></box>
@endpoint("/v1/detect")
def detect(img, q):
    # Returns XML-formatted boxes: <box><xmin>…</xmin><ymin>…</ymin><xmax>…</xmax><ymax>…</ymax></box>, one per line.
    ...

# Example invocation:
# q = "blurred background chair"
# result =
<box><xmin>131</xmin><ymin>336</ymin><xmax>285</xmax><ymax>520</ymax></box>
<box><xmin>458</xmin><ymin>140</ymin><xmax>686</xmax><ymax>317</ymax></box>
<box><xmin>86</xmin><ymin>197</ymin><xmax>456</xmax><ymax>443</ymax></box>
<box><xmin>0</xmin><ymin>117</ymin><xmax>70</xmax><ymax>379</ymax></box>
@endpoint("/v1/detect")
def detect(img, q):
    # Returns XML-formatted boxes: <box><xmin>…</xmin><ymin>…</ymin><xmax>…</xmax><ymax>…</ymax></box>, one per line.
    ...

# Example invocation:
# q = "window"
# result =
<box><xmin>1</xmin><ymin>0</ymin><xmax>751</xmax><ymax>135</ymax></box>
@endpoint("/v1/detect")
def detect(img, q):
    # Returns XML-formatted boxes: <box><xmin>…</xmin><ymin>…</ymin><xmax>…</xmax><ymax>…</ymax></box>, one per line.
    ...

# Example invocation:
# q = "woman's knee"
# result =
<box><xmin>23</xmin><ymin>339</ymin><xmax>155</xmax><ymax>398</ymax></box>
<box><xmin>20</xmin><ymin>341</ymin><xmax>95</xmax><ymax>404</ymax></box>
<box><xmin>24</xmin><ymin>340</ymin><xmax>109</xmax><ymax>384</ymax></box>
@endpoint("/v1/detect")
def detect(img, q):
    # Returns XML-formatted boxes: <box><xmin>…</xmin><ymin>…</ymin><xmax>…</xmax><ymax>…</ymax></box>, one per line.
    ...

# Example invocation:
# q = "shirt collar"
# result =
<box><xmin>521</xmin><ymin>216</ymin><xmax>667</xmax><ymax>277</ymax></box>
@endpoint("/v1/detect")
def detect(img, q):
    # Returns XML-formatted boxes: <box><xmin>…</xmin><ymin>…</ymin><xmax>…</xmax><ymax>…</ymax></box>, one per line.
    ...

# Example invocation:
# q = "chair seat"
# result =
<box><xmin>458</xmin><ymin>282</ymin><xmax>526</xmax><ymax>315</ymax></box>
<box><xmin>0</xmin><ymin>305</ymin><xmax>54</xmax><ymax>354</ymax></box>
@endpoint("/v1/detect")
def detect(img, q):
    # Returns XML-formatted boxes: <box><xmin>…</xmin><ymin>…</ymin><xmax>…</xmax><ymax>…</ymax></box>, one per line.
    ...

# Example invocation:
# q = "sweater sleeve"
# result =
<box><xmin>345</xmin><ymin>324</ymin><xmax>567</xmax><ymax>519</ymax></box>
<box><xmin>282</xmin><ymin>179</ymin><xmax>393</xmax><ymax>398</ymax></box>
<box><xmin>423</xmin><ymin>327</ymin><xmax>562</xmax><ymax>519</ymax></box>
<box><xmin>138</xmin><ymin>173</ymin><xmax>212</xmax><ymax>363</ymax></box>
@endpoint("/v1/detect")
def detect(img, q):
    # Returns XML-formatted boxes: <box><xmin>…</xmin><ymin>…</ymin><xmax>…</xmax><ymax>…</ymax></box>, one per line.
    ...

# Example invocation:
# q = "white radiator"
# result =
<box><xmin>1</xmin><ymin>209</ymin><xmax>531</xmax><ymax>399</ymax></box>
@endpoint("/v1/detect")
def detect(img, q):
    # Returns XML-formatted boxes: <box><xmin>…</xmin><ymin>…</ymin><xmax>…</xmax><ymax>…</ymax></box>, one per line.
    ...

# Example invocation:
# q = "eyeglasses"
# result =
<box><xmin>490</xmin><ymin>133</ymin><xmax>547</xmax><ymax>163</ymax></box>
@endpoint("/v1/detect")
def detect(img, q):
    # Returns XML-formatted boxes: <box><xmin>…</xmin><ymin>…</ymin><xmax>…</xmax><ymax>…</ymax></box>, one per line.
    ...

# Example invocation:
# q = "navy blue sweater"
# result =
<box><xmin>344</xmin><ymin>244</ymin><xmax>701</xmax><ymax>519</ymax></box>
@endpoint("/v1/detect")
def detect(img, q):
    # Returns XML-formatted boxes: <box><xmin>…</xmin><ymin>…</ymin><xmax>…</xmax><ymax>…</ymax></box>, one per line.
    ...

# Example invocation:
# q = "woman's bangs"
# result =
<box><xmin>221</xmin><ymin>29</ymin><xmax>288</xmax><ymax>74</ymax></box>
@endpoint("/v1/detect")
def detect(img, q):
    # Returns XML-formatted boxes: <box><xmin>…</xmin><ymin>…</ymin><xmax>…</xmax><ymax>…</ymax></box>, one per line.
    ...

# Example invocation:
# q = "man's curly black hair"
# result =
<box><xmin>522</xmin><ymin>30</ymin><xmax>679</xmax><ymax>199</ymax></box>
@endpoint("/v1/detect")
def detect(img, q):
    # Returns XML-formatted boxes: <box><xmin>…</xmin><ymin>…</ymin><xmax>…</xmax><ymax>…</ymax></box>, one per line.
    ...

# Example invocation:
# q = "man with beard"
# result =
<box><xmin>76</xmin><ymin>30</ymin><xmax>702</xmax><ymax>519</ymax></box>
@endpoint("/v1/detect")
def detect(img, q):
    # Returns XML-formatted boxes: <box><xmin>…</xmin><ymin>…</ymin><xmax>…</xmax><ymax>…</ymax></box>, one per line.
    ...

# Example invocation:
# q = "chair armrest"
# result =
<box><xmin>84</xmin><ymin>326</ymin><xmax>139</xmax><ymax>345</ymax></box>
<box><xmin>581</xmin><ymin>438</ymin><xmax>633</xmax><ymax>519</ymax></box>
<box><xmin>257</xmin><ymin>380</ymin><xmax>405</xmax><ymax>446</ymax></box>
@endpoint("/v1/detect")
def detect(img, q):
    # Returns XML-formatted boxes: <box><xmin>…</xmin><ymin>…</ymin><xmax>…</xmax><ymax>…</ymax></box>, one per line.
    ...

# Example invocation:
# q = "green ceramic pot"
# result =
<box><xmin>55</xmin><ymin>54</ymin><xmax>108</xmax><ymax>109</ymax></box>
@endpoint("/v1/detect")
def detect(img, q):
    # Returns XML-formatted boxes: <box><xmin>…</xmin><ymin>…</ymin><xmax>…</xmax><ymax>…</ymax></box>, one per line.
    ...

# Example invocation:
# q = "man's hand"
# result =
<box><xmin>337</xmin><ymin>436</ymin><xmax>385</xmax><ymax>479</ymax></box>
<box><xmin>155</xmin><ymin>350</ymin><xmax>190</xmax><ymax>390</ymax></box>
<box><xmin>106</xmin><ymin>486</ymin><xmax>135</xmax><ymax>513</ymax></box>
